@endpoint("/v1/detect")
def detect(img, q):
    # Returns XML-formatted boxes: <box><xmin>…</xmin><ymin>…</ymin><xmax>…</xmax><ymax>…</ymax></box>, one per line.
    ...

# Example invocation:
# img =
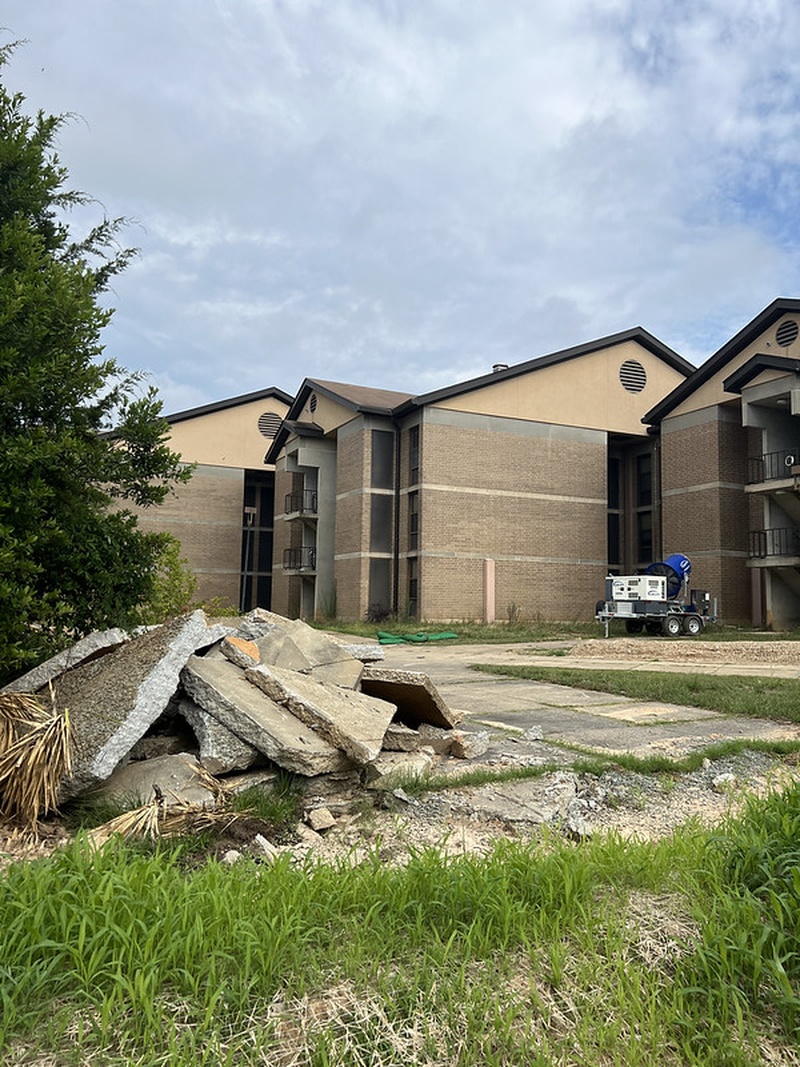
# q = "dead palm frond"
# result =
<box><xmin>86</xmin><ymin>793</ymin><xmax>164</xmax><ymax>850</ymax></box>
<box><xmin>86</xmin><ymin>792</ymin><xmax>247</xmax><ymax>850</ymax></box>
<box><xmin>0</xmin><ymin>692</ymin><xmax>49</xmax><ymax>754</ymax></box>
<box><xmin>0</xmin><ymin>702</ymin><xmax>73</xmax><ymax>830</ymax></box>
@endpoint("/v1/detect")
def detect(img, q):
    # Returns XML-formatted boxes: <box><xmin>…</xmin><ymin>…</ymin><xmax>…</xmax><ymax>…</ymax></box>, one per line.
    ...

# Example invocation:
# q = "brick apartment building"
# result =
<box><xmin>142</xmin><ymin>298</ymin><xmax>800</xmax><ymax>629</ymax></box>
<box><xmin>266</xmin><ymin>329</ymin><xmax>693</xmax><ymax>623</ymax></box>
<box><xmin>132</xmin><ymin>386</ymin><xmax>291</xmax><ymax>611</ymax></box>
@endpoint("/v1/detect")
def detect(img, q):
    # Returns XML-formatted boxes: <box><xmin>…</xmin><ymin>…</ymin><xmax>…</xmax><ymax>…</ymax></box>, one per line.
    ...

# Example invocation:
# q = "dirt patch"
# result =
<box><xmin>571</xmin><ymin>638</ymin><xmax>800</xmax><ymax>666</ymax></box>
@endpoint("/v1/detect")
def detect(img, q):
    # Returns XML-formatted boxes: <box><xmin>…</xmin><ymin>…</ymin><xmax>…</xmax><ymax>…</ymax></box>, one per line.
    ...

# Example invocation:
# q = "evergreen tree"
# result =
<box><xmin>0</xmin><ymin>44</ymin><xmax>193</xmax><ymax>683</ymax></box>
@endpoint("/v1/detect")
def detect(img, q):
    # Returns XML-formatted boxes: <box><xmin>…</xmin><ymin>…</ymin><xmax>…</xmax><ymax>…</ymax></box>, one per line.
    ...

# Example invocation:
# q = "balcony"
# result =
<box><xmin>282</xmin><ymin>546</ymin><xmax>317</xmax><ymax>571</ymax></box>
<box><xmin>747</xmin><ymin>448</ymin><xmax>800</xmax><ymax>484</ymax></box>
<box><xmin>748</xmin><ymin>527</ymin><xmax>800</xmax><ymax>559</ymax></box>
<box><xmin>284</xmin><ymin>489</ymin><xmax>318</xmax><ymax>516</ymax></box>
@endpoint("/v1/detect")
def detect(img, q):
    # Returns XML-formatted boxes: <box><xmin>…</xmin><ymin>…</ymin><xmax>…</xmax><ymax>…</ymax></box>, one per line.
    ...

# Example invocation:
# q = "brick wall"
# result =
<box><xmin>133</xmin><ymin>464</ymin><xmax>244</xmax><ymax>608</ymax></box>
<box><xmin>413</xmin><ymin>418</ymin><xmax>608</xmax><ymax>621</ymax></box>
<box><xmin>660</xmin><ymin>406</ymin><xmax>751</xmax><ymax>623</ymax></box>
<box><xmin>334</xmin><ymin>427</ymin><xmax>372</xmax><ymax>617</ymax></box>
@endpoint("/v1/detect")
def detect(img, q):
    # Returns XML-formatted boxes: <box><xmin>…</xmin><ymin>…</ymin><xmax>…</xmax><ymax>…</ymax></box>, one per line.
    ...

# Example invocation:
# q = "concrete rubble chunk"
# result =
<box><xmin>182</xmin><ymin>655</ymin><xmax>352</xmax><ymax>776</ymax></box>
<box><xmin>246</xmin><ymin>664</ymin><xmax>396</xmax><ymax>766</ymax></box>
<box><xmin>305</xmin><ymin>806</ymin><xmax>336</xmax><ymax>832</ymax></box>
<box><xmin>2</xmin><ymin>628</ymin><xmax>129</xmax><ymax>694</ymax></box>
<box><xmin>252</xmin><ymin>833</ymin><xmax>281</xmax><ymax>862</ymax></box>
<box><xmin>364</xmin><ymin>749</ymin><xmax>437</xmax><ymax>790</ymax></box>
<box><xmin>52</xmin><ymin>611</ymin><xmax>211</xmax><ymax>799</ymax></box>
<box><xmin>383</xmin><ymin>722</ymin><xmax>422</xmax><ymax>752</ymax></box>
<box><xmin>177</xmin><ymin>695</ymin><xmax>261</xmax><ymax>775</ymax></box>
<box><xmin>256</xmin><ymin>619</ymin><xmax>363</xmax><ymax>689</ymax></box>
<box><xmin>93</xmin><ymin>753</ymin><xmax>219</xmax><ymax>809</ymax></box>
<box><xmin>221</xmin><ymin>636</ymin><xmax>261</xmax><ymax>669</ymax></box>
<box><xmin>418</xmin><ymin>723</ymin><xmax>455</xmax><ymax>754</ymax></box>
<box><xmin>450</xmin><ymin>729</ymin><xmax>491</xmax><ymax>760</ymax></box>
<box><xmin>359</xmin><ymin>668</ymin><xmax>461</xmax><ymax>729</ymax></box>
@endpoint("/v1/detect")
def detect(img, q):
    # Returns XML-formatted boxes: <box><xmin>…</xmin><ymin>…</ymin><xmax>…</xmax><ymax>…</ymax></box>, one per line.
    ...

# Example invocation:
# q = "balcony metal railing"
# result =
<box><xmin>284</xmin><ymin>489</ymin><xmax>318</xmax><ymax>514</ymax></box>
<box><xmin>747</xmin><ymin>448</ymin><xmax>800</xmax><ymax>484</ymax></box>
<box><xmin>282</xmin><ymin>547</ymin><xmax>317</xmax><ymax>570</ymax></box>
<box><xmin>748</xmin><ymin>527</ymin><xmax>800</xmax><ymax>558</ymax></box>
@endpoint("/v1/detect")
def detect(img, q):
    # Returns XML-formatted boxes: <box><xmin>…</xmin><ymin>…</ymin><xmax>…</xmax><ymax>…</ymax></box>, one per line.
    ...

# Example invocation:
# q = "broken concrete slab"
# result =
<box><xmin>2</xmin><ymin>627</ymin><xmax>129</xmax><ymax>694</ymax></box>
<box><xmin>363</xmin><ymin>749</ymin><xmax>437</xmax><ymax>790</ymax></box>
<box><xmin>246</xmin><ymin>664</ymin><xmax>396</xmax><ymax>766</ymax></box>
<box><xmin>177</xmin><ymin>695</ymin><xmax>262</xmax><ymax>775</ymax></box>
<box><xmin>92</xmin><ymin>753</ymin><xmax>219</xmax><ymax>809</ymax></box>
<box><xmin>52</xmin><ymin>612</ymin><xmax>211</xmax><ymax>799</ymax></box>
<box><xmin>182</xmin><ymin>655</ymin><xmax>352</xmax><ymax>777</ymax></box>
<box><xmin>334</xmin><ymin>642</ymin><xmax>385</xmax><ymax>664</ymax></box>
<box><xmin>359</xmin><ymin>668</ymin><xmax>461</xmax><ymax>729</ymax></box>
<box><xmin>461</xmin><ymin>773</ymin><xmax>579</xmax><ymax>825</ymax></box>
<box><xmin>256</xmin><ymin>620</ymin><xmax>363</xmax><ymax>689</ymax></box>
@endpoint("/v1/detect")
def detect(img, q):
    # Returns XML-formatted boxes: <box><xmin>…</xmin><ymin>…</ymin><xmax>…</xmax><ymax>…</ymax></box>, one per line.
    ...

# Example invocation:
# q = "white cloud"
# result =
<box><xmin>5</xmin><ymin>0</ymin><xmax>800</xmax><ymax>406</ymax></box>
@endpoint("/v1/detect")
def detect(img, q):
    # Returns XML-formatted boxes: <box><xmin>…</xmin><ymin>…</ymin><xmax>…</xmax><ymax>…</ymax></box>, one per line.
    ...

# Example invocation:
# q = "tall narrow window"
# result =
<box><xmin>407</xmin><ymin>557</ymin><xmax>418</xmax><ymax>617</ymax></box>
<box><xmin>370</xmin><ymin>495</ymin><xmax>393</xmax><ymax>553</ymax></box>
<box><xmin>371</xmin><ymin>430</ymin><xmax>394</xmax><ymax>489</ymax></box>
<box><xmin>408</xmin><ymin>491</ymin><xmax>419</xmax><ymax>552</ymax></box>
<box><xmin>240</xmin><ymin>471</ymin><xmax>275</xmax><ymax>611</ymax></box>
<box><xmin>409</xmin><ymin>425</ymin><xmax>420</xmax><ymax>485</ymax></box>
<box><xmin>636</xmin><ymin>452</ymin><xmax>652</xmax><ymax>507</ymax></box>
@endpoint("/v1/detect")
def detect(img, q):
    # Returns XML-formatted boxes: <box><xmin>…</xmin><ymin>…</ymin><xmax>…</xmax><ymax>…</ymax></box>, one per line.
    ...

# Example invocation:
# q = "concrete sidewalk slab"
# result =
<box><xmin>378</xmin><ymin>640</ymin><xmax>800</xmax><ymax>759</ymax></box>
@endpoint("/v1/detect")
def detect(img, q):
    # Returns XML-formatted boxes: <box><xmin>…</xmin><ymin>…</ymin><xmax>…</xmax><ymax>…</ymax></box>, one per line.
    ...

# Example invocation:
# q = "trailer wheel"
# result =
<box><xmin>625</xmin><ymin>619</ymin><xmax>644</xmax><ymax>634</ymax></box>
<box><xmin>683</xmin><ymin>614</ymin><xmax>703</xmax><ymax>636</ymax></box>
<box><xmin>662</xmin><ymin>615</ymin><xmax>682</xmax><ymax>637</ymax></box>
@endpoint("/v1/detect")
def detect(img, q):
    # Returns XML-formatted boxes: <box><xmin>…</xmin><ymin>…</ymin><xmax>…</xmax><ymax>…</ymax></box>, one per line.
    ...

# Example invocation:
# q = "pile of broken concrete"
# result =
<box><xmin>2</xmin><ymin>609</ymin><xmax>471</xmax><ymax>812</ymax></box>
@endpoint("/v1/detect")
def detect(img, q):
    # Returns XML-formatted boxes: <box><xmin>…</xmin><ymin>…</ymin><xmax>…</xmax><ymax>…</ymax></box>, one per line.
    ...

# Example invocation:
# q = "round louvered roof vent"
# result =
<box><xmin>258</xmin><ymin>412</ymin><xmax>282</xmax><ymax>438</ymax></box>
<box><xmin>309</xmin><ymin>393</ymin><xmax>318</xmax><ymax>414</ymax></box>
<box><xmin>620</xmin><ymin>359</ymin><xmax>647</xmax><ymax>393</ymax></box>
<box><xmin>776</xmin><ymin>320</ymin><xmax>799</xmax><ymax>348</ymax></box>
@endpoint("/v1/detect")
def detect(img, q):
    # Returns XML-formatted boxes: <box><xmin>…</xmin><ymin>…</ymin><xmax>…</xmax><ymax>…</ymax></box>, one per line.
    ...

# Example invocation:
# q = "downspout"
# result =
<box><xmin>648</xmin><ymin>424</ymin><xmax>662</xmax><ymax>561</ymax></box>
<box><xmin>392</xmin><ymin>418</ymin><xmax>401</xmax><ymax>615</ymax></box>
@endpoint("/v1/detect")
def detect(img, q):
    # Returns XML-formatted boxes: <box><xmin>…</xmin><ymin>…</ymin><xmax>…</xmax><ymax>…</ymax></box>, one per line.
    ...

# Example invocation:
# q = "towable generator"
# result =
<box><xmin>595</xmin><ymin>553</ymin><xmax>718</xmax><ymax>637</ymax></box>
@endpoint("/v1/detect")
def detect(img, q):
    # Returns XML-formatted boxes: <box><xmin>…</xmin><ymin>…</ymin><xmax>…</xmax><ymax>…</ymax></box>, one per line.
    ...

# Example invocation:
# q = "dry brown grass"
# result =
<box><xmin>0</xmin><ymin>688</ymin><xmax>72</xmax><ymax>831</ymax></box>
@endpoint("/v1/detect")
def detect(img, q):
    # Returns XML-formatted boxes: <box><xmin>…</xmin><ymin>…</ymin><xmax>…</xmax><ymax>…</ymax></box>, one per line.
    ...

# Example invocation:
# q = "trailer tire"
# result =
<box><xmin>683</xmin><ymin>614</ymin><xmax>703</xmax><ymax>636</ymax></box>
<box><xmin>662</xmin><ymin>615</ymin><xmax>682</xmax><ymax>637</ymax></box>
<box><xmin>625</xmin><ymin>619</ymin><xmax>644</xmax><ymax>634</ymax></box>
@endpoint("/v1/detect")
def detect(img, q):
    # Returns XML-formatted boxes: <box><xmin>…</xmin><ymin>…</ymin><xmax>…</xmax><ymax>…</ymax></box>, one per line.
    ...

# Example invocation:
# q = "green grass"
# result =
<box><xmin>315</xmin><ymin>617</ymin><xmax>800</xmax><ymax>644</ymax></box>
<box><xmin>314</xmin><ymin>618</ymin><xmax>599</xmax><ymax>643</ymax></box>
<box><xmin>3</xmin><ymin>789</ymin><xmax>800</xmax><ymax>1065</ymax></box>
<box><xmin>473</xmin><ymin>662</ymin><xmax>800</xmax><ymax>723</ymax></box>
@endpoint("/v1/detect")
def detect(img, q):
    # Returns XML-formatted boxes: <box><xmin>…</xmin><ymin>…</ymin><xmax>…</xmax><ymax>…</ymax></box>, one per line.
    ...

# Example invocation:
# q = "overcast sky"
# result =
<box><xmin>5</xmin><ymin>1</ymin><xmax>800</xmax><ymax>414</ymax></box>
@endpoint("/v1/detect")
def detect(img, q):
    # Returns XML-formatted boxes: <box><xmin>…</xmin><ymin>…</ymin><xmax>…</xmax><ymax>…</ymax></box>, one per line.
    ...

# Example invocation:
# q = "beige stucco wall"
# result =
<box><xmin>435</xmin><ymin>340</ymin><xmax>687</xmax><ymax>434</ymax></box>
<box><xmin>669</xmin><ymin>315</ymin><xmax>800</xmax><ymax>419</ymax></box>
<box><xmin>166</xmin><ymin>394</ymin><xmax>288</xmax><ymax>469</ymax></box>
<box><xmin>294</xmin><ymin>391</ymin><xmax>361</xmax><ymax>435</ymax></box>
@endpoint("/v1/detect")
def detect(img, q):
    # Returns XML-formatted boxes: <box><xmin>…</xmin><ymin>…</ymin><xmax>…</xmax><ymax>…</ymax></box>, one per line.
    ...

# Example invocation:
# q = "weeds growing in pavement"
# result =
<box><xmin>475</xmin><ymin>662</ymin><xmax>800</xmax><ymax>723</ymax></box>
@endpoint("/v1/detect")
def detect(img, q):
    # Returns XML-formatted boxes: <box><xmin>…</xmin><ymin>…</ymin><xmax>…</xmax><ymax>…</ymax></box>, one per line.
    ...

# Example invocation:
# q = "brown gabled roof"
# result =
<box><xmin>644</xmin><ymin>298</ymin><xmax>800</xmax><ymax>425</ymax></box>
<box><xmin>307</xmin><ymin>379</ymin><xmax>414</xmax><ymax>414</ymax></box>
<box><xmin>264</xmin><ymin>378</ymin><xmax>414</xmax><ymax>464</ymax></box>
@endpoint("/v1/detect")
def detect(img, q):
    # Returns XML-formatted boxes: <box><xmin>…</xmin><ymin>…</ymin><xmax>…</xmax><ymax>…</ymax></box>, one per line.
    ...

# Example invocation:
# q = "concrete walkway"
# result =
<box><xmin>379</xmin><ymin>641</ymin><xmax>800</xmax><ymax>759</ymax></box>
